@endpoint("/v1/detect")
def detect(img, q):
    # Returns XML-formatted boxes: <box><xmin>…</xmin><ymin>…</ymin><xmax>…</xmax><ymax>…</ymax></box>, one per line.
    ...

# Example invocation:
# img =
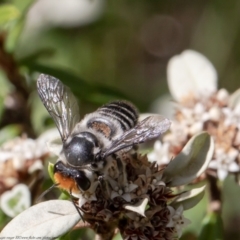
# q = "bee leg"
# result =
<box><xmin>113</xmin><ymin>154</ymin><xmax>128</xmax><ymax>188</ymax></box>
<box><xmin>112</xmin><ymin>153</ymin><xmax>124</xmax><ymax>173</ymax></box>
<box><xmin>133</xmin><ymin>144</ymin><xmax>138</xmax><ymax>151</ymax></box>
<box><xmin>69</xmin><ymin>190</ymin><xmax>85</xmax><ymax>222</ymax></box>
<box><xmin>98</xmin><ymin>175</ymin><xmax>112</xmax><ymax>201</ymax></box>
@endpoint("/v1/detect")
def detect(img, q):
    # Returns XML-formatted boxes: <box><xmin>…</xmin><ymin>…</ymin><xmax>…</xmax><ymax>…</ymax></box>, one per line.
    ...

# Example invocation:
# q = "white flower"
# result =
<box><xmin>166</xmin><ymin>205</ymin><xmax>191</xmax><ymax>237</ymax></box>
<box><xmin>209</xmin><ymin>148</ymin><xmax>239</xmax><ymax>180</ymax></box>
<box><xmin>148</xmin><ymin>141</ymin><xmax>170</xmax><ymax>165</ymax></box>
<box><xmin>167</xmin><ymin>49</ymin><xmax>217</xmax><ymax>102</ymax></box>
<box><xmin>78</xmin><ymin>181</ymin><xmax>99</xmax><ymax>207</ymax></box>
<box><xmin>161</xmin><ymin>49</ymin><xmax>240</xmax><ymax>181</ymax></box>
<box><xmin>1</xmin><ymin>133</ymin><xmax>213</xmax><ymax>239</ymax></box>
<box><xmin>0</xmin><ymin>129</ymin><xmax>57</xmax><ymax>171</ymax></box>
<box><xmin>108</xmin><ymin>177</ymin><xmax>138</xmax><ymax>202</ymax></box>
<box><xmin>0</xmin><ymin>184</ymin><xmax>31</xmax><ymax>218</ymax></box>
<box><xmin>25</xmin><ymin>0</ymin><xmax>105</xmax><ymax>30</ymax></box>
<box><xmin>222</xmin><ymin>107</ymin><xmax>240</xmax><ymax>129</ymax></box>
<box><xmin>124</xmin><ymin>198</ymin><xmax>148</xmax><ymax>217</ymax></box>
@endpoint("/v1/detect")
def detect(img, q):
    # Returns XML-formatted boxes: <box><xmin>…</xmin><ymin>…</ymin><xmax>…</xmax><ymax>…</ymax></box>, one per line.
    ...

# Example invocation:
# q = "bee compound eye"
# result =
<box><xmin>53</xmin><ymin>161</ymin><xmax>65</xmax><ymax>173</ymax></box>
<box><xmin>75</xmin><ymin>172</ymin><xmax>91</xmax><ymax>191</ymax></box>
<box><xmin>63</xmin><ymin>135</ymin><xmax>95</xmax><ymax>167</ymax></box>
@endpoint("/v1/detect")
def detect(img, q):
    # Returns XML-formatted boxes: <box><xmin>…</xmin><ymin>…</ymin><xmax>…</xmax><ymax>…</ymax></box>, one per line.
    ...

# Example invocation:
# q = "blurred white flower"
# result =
<box><xmin>153</xmin><ymin>49</ymin><xmax>240</xmax><ymax>181</ymax></box>
<box><xmin>166</xmin><ymin>205</ymin><xmax>191</xmax><ymax>238</ymax></box>
<box><xmin>0</xmin><ymin>184</ymin><xmax>31</xmax><ymax>218</ymax></box>
<box><xmin>108</xmin><ymin>176</ymin><xmax>137</xmax><ymax>202</ymax></box>
<box><xmin>1</xmin><ymin>133</ymin><xmax>213</xmax><ymax>240</ymax></box>
<box><xmin>209</xmin><ymin>148</ymin><xmax>239</xmax><ymax>180</ymax></box>
<box><xmin>167</xmin><ymin>49</ymin><xmax>217</xmax><ymax>102</ymax></box>
<box><xmin>25</xmin><ymin>0</ymin><xmax>105</xmax><ymax>31</ymax></box>
<box><xmin>0</xmin><ymin>128</ymin><xmax>58</xmax><ymax>194</ymax></box>
<box><xmin>148</xmin><ymin>140</ymin><xmax>170</xmax><ymax>165</ymax></box>
<box><xmin>78</xmin><ymin>181</ymin><xmax>98</xmax><ymax>207</ymax></box>
<box><xmin>0</xmin><ymin>138</ymin><xmax>44</xmax><ymax>169</ymax></box>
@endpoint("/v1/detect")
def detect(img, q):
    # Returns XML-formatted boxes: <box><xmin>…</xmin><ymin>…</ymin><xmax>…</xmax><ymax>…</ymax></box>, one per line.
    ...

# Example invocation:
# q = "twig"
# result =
<box><xmin>207</xmin><ymin>174</ymin><xmax>221</xmax><ymax>213</ymax></box>
<box><xmin>0</xmin><ymin>34</ymin><xmax>35</xmax><ymax>137</ymax></box>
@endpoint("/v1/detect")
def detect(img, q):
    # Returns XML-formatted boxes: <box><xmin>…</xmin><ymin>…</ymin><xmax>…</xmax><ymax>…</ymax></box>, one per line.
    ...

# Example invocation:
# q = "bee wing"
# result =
<box><xmin>37</xmin><ymin>74</ymin><xmax>80</xmax><ymax>142</ymax></box>
<box><xmin>101</xmin><ymin>115</ymin><xmax>171</xmax><ymax>158</ymax></box>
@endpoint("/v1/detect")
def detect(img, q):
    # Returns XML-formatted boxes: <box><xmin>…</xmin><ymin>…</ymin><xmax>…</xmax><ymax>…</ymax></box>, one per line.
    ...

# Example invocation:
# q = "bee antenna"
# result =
<box><xmin>95</xmin><ymin>151</ymin><xmax>104</xmax><ymax>162</ymax></box>
<box><xmin>69</xmin><ymin>190</ymin><xmax>85</xmax><ymax>222</ymax></box>
<box><xmin>37</xmin><ymin>183</ymin><xmax>59</xmax><ymax>203</ymax></box>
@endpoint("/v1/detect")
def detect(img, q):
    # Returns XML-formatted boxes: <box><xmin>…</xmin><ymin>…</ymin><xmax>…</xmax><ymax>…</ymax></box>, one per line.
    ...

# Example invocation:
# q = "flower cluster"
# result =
<box><xmin>149</xmin><ymin>50</ymin><xmax>240</xmax><ymax>181</ymax></box>
<box><xmin>81</xmin><ymin>153</ymin><xmax>180</xmax><ymax>240</ymax></box>
<box><xmin>1</xmin><ymin>131</ymin><xmax>213</xmax><ymax>240</ymax></box>
<box><xmin>59</xmin><ymin>132</ymin><xmax>212</xmax><ymax>240</ymax></box>
<box><xmin>0</xmin><ymin>68</ymin><xmax>215</xmax><ymax>239</ymax></box>
<box><xmin>0</xmin><ymin>129</ymin><xmax>58</xmax><ymax>217</ymax></box>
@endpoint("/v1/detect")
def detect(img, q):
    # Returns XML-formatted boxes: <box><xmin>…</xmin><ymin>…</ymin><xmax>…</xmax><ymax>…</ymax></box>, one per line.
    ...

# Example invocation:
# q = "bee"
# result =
<box><xmin>37</xmin><ymin>74</ymin><xmax>171</xmax><ymax>198</ymax></box>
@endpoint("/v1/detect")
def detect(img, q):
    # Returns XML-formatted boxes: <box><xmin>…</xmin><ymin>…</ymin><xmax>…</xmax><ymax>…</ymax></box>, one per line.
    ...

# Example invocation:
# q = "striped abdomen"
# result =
<box><xmin>87</xmin><ymin>101</ymin><xmax>139</xmax><ymax>139</ymax></box>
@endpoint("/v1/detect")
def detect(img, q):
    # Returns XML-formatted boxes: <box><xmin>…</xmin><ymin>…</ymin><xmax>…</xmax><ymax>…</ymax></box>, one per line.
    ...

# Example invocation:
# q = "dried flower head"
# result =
<box><xmin>1</xmin><ymin>132</ymin><xmax>214</xmax><ymax>240</ymax></box>
<box><xmin>149</xmin><ymin>50</ymin><xmax>240</xmax><ymax>181</ymax></box>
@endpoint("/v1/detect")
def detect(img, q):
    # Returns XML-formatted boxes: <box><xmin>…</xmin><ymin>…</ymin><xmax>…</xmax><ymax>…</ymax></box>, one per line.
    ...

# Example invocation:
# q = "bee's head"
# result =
<box><xmin>63</xmin><ymin>132</ymin><xmax>99</xmax><ymax>167</ymax></box>
<box><xmin>54</xmin><ymin>161</ymin><xmax>91</xmax><ymax>191</ymax></box>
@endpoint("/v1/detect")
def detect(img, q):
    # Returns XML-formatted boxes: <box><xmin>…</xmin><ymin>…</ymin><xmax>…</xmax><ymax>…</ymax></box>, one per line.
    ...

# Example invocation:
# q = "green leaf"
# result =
<box><xmin>59</xmin><ymin>192</ymin><xmax>70</xmax><ymax>200</ymax></box>
<box><xmin>0</xmin><ymin>124</ymin><xmax>22</xmax><ymax>146</ymax></box>
<box><xmin>5</xmin><ymin>17</ymin><xmax>25</xmax><ymax>53</ymax></box>
<box><xmin>171</xmin><ymin>186</ymin><xmax>206</xmax><ymax>211</ymax></box>
<box><xmin>0</xmin><ymin>69</ymin><xmax>14</xmax><ymax>97</ymax></box>
<box><xmin>47</xmin><ymin>162</ymin><xmax>55</xmax><ymax>182</ymax></box>
<box><xmin>0</xmin><ymin>4</ymin><xmax>20</xmax><ymax>26</ymax></box>
<box><xmin>181</xmin><ymin>231</ymin><xmax>197</xmax><ymax>240</ymax></box>
<box><xmin>0</xmin><ymin>69</ymin><xmax>12</xmax><ymax>119</ymax></box>
<box><xmin>20</xmin><ymin>62</ymin><xmax>129</xmax><ymax>104</ymax></box>
<box><xmin>162</xmin><ymin>132</ymin><xmax>214</xmax><ymax>187</ymax></box>
<box><xmin>13</xmin><ymin>0</ymin><xmax>34</xmax><ymax>14</ymax></box>
<box><xmin>0</xmin><ymin>209</ymin><xmax>11</xmax><ymax>229</ymax></box>
<box><xmin>57</xmin><ymin>232</ymin><xmax>71</xmax><ymax>240</ymax></box>
<box><xmin>68</xmin><ymin>228</ymin><xmax>95</xmax><ymax>240</ymax></box>
<box><xmin>198</xmin><ymin>212</ymin><xmax>224</xmax><ymax>240</ymax></box>
<box><xmin>0</xmin><ymin>95</ymin><xmax>4</xmax><ymax>120</ymax></box>
<box><xmin>113</xmin><ymin>232</ymin><xmax>123</xmax><ymax>240</ymax></box>
<box><xmin>30</xmin><ymin>91</ymin><xmax>53</xmax><ymax>135</ymax></box>
<box><xmin>3</xmin><ymin>0</ymin><xmax>35</xmax><ymax>52</ymax></box>
<box><xmin>17</xmin><ymin>48</ymin><xmax>56</xmax><ymax>66</ymax></box>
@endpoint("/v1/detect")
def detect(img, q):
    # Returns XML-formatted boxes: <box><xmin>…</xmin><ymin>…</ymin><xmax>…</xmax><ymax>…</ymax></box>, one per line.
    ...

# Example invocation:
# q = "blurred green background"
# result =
<box><xmin>0</xmin><ymin>0</ymin><xmax>240</xmax><ymax>239</ymax></box>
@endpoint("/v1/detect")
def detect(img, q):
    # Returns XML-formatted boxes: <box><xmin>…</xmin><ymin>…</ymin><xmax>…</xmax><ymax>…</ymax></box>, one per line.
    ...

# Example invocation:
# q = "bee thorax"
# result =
<box><xmin>63</xmin><ymin>132</ymin><xmax>99</xmax><ymax>167</ymax></box>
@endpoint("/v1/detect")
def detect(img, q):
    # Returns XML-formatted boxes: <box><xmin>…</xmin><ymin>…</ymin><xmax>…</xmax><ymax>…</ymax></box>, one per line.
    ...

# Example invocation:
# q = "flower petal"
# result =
<box><xmin>150</xmin><ymin>94</ymin><xmax>176</xmax><ymax>119</ymax></box>
<box><xmin>171</xmin><ymin>186</ymin><xmax>206</xmax><ymax>210</ymax></box>
<box><xmin>162</xmin><ymin>132</ymin><xmax>214</xmax><ymax>186</ymax></box>
<box><xmin>122</xmin><ymin>193</ymin><xmax>132</xmax><ymax>202</ymax></box>
<box><xmin>46</xmin><ymin>137</ymin><xmax>62</xmax><ymax>157</ymax></box>
<box><xmin>28</xmin><ymin>160</ymin><xmax>43</xmax><ymax>174</ymax></box>
<box><xmin>228</xmin><ymin>162</ymin><xmax>240</xmax><ymax>172</ymax></box>
<box><xmin>167</xmin><ymin>50</ymin><xmax>217</xmax><ymax>101</ymax></box>
<box><xmin>208</xmin><ymin>160</ymin><xmax>219</xmax><ymax>169</ymax></box>
<box><xmin>124</xmin><ymin>198</ymin><xmax>148</xmax><ymax>217</ymax></box>
<box><xmin>218</xmin><ymin>168</ymin><xmax>228</xmax><ymax>181</ymax></box>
